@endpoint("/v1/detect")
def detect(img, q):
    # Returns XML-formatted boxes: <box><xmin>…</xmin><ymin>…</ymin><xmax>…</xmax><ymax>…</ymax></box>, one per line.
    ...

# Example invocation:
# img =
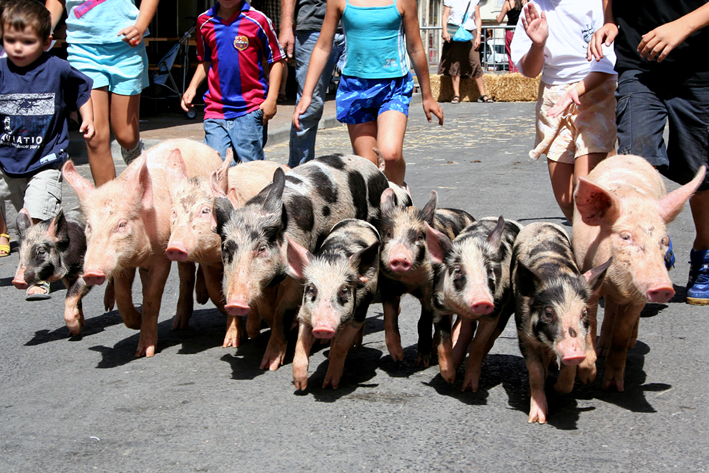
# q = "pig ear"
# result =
<box><xmin>210</xmin><ymin>152</ymin><xmax>233</xmax><ymax>197</ymax></box>
<box><xmin>373</xmin><ymin>147</ymin><xmax>386</xmax><ymax>171</ymax></box>
<box><xmin>62</xmin><ymin>160</ymin><xmax>95</xmax><ymax>200</ymax></box>
<box><xmin>350</xmin><ymin>240</ymin><xmax>380</xmax><ymax>284</ymax></box>
<box><xmin>15</xmin><ymin>208</ymin><xmax>32</xmax><ymax>240</ymax></box>
<box><xmin>285</xmin><ymin>234</ymin><xmax>311</xmax><ymax>280</ymax></box>
<box><xmin>380</xmin><ymin>187</ymin><xmax>397</xmax><ymax>215</ymax></box>
<box><xmin>658</xmin><ymin>165</ymin><xmax>706</xmax><ymax>223</ymax></box>
<box><xmin>421</xmin><ymin>191</ymin><xmax>438</xmax><ymax>224</ymax></box>
<box><xmin>47</xmin><ymin>209</ymin><xmax>70</xmax><ymax>245</ymax></box>
<box><xmin>426</xmin><ymin>222</ymin><xmax>452</xmax><ymax>264</ymax></box>
<box><xmin>515</xmin><ymin>261</ymin><xmax>543</xmax><ymax>298</ymax></box>
<box><xmin>574</xmin><ymin>178</ymin><xmax>621</xmax><ymax>226</ymax></box>
<box><xmin>135</xmin><ymin>155</ymin><xmax>154</xmax><ymax>209</ymax></box>
<box><xmin>487</xmin><ymin>216</ymin><xmax>505</xmax><ymax>249</ymax></box>
<box><xmin>263</xmin><ymin>167</ymin><xmax>286</xmax><ymax>215</ymax></box>
<box><xmin>226</xmin><ymin>187</ymin><xmax>244</xmax><ymax>208</ymax></box>
<box><xmin>164</xmin><ymin>148</ymin><xmax>188</xmax><ymax>185</ymax></box>
<box><xmin>582</xmin><ymin>256</ymin><xmax>612</xmax><ymax>293</ymax></box>
<box><xmin>211</xmin><ymin>196</ymin><xmax>234</xmax><ymax>237</ymax></box>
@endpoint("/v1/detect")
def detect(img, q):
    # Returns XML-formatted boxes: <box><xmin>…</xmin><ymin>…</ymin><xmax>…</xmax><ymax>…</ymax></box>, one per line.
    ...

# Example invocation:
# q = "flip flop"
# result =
<box><xmin>0</xmin><ymin>233</ymin><xmax>9</xmax><ymax>257</ymax></box>
<box><xmin>26</xmin><ymin>281</ymin><xmax>51</xmax><ymax>301</ymax></box>
<box><xmin>451</xmin><ymin>95</ymin><xmax>460</xmax><ymax>104</ymax></box>
<box><xmin>477</xmin><ymin>94</ymin><xmax>495</xmax><ymax>103</ymax></box>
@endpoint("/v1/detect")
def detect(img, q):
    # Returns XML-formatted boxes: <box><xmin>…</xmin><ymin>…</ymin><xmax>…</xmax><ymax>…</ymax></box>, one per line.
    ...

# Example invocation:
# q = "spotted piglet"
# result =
<box><xmin>378</xmin><ymin>189</ymin><xmax>474</xmax><ymax>367</ymax></box>
<box><xmin>512</xmin><ymin>222</ymin><xmax>611</xmax><ymax>424</ymax></box>
<box><xmin>287</xmin><ymin>219</ymin><xmax>380</xmax><ymax>390</ymax></box>
<box><xmin>427</xmin><ymin>216</ymin><xmax>521</xmax><ymax>390</ymax></box>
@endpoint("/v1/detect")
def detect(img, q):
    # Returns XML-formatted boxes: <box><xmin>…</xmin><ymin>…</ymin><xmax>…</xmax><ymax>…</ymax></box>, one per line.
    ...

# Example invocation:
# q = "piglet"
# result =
<box><xmin>573</xmin><ymin>154</ymin><xmax>705</xmax><ymax>391</ymax></box>
<box><xmin>427</xmin><ymin>216</ymin><xmax>521</xmax><ymax>390</ymax></box>
<box><xmin>287</xmin><ymin>219</ymin><xmax>380</xmax><ymax>390</ymax></box>
<box><xmin>12</xmin><ymin>208</ymin><xmax>91</xmax><ymax>335</ymax></box>
<box><xmin>513</xmin><ymin>222</ymin><xmax>611</xmax><ymax>424</ymax></box>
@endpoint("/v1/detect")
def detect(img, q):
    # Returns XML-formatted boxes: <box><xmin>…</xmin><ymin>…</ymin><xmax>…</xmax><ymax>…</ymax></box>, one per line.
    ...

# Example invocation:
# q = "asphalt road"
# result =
<box><xmin>1</xmin><ymin>102</ymin><xmax>708</xmax><ymax>472</ymax></box>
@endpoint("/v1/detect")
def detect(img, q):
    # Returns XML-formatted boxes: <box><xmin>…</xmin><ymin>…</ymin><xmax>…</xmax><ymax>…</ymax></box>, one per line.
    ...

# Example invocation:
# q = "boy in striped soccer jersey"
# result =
<box><xmin>182</xmin><ymin>0</ymin><xmax>285</xmax><ymax>162</ymax></box>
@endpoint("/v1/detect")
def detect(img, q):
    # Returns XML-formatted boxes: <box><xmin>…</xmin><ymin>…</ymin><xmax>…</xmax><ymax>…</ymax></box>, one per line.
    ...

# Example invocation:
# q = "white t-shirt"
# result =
<box><xmin>444</xmin><ymin>0</ymin><xmax>479</xmax><ymax>32</ymax></box>
<box><xmin>510</xmin><ymin>0</ymin><xmax>615</xmax><ymax>84</ymax></box>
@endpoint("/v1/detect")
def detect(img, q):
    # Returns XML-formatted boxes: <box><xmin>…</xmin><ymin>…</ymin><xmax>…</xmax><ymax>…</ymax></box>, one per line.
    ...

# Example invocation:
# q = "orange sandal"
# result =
<box><xmin>0</xmin><ymin>233</ymin><xmax>10</xmax><ymax>257</ymax></box>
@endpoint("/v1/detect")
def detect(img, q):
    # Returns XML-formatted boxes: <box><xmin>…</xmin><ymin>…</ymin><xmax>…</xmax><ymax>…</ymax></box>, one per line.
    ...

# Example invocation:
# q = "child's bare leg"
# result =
<box><xmin>573</xmin><ymin>152</ymin><xmax>607</xmax><ymax>185</ymax></box>
<box><xmin>347</xmin><ymin>121</ymin><xmax>379</xmax><ymax>167</ymax></box>
<box><xmin>85</xmin><ymin>87</ymin><xmax>117</xmax><ymax>186</ymax></box>
<box><xmin>475</xmin><ymin>76</ymin><xmax>486</xmax><ymax>97</ymax></box>
<box><xmin>547</xmin><ymin>159</ymin><xmax>575</xmax><ymax>222</ymax></box>
<box><xmin>375</xmin><ymin>111</ymin><xmax>407</xmax><ymax>186</ymax></box>
<box><xmin>110</xmin><ymin>93</ymin><xmax>142</xmax><ymax>163</ymax></box>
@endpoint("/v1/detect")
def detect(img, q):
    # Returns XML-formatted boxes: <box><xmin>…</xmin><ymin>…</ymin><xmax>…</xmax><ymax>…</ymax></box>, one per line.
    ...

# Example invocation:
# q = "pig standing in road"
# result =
<box><xmin>427</xmin><ymin>216</ymin><xmax>521</xmax><ymax>390</ymax></box>
<box><xmin>378</xmin><ymin>189</ymin><xmax>474</xmax><ymax>367</ymax></box>
<box><xmin>62</xmin><ymin>139</ymin><xmax>223</xmax><ymax>357</ymax></box>
<box><xmin>513</xmin><ymin>222</ymin><xmax>611</xmax><ymax>424</ymax></box>
<box><xmin>573</xmin><ymin>155</ymin><xmax>705</xmax><ymax>391</ymax></box>
<box><xmin>213</xmin><ymin>154</ymin><xmax>390</xmax><ymax>370</ymax></box>
<box><xmin>12</xmin><ymin>209</ymin><xmax>91</xmax><ymax>335</ymax></box>
<box><xmin>287</xmin><ymin>219</ymin><xmax>380</xmax><ymax>390</ymax></box>
<box><xmin>165</xmin><ymin>149</ymin><xmax>287</xmax><ymax>346</ymax></box>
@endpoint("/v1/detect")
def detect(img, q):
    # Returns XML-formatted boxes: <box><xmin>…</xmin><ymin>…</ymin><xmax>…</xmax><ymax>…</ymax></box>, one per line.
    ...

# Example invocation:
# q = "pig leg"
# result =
<box><xmin>628</xmin><ymin>318</ymin><xmax>640</xmax><ymax>350</ymax></box>
<box><xmin>104</xmin><ymin>277</ymin><xmax>115</xmax><ymax>312</ymax></box>
<box><xmin>603</xmin><ymin>301</ymin><xmax>644</xmax><ymax>392</ymax></box>
<box><xmin>578</xmin><ymin>300</ymin><xmax>599</xmax><ymax>385</ymax></box>
<box><xmin>323</xmin><ymin>323</ymin><xmax>362</xmax><ymax>389</ymax></box>
<box><xmin>293</xmin><ymin>322</ymin><xmax>315</xmax><ymax>391</ymax></box>
<box><xmin>202</xmin><ymin>264</ymin><xmax>226</xmax><ymax>313</ymax></box>
<box><xmin>260</xmin><ymin>278</ymin><xmax>300</xmax><ymax>370</ymax></box>
<box><xmin>416</xmin><ymin>305</ymin><xmax>434</xmax><ymax>367</ymax></box>
<box><xmin>195</xmin><ymin>264</ymin><xmax>210</xmax><ymax>305</ymax></box>
<box><xmin>63</xmin><ymin>276</ymin><xmax>91</xmax><ymax>336</ymax></box>
<box><xmin>383</xmin><ymin>295</ymin><xmax>404</xmax><ymax>361</ymax></box>
<box><xmin>452</xmin><ymin>317</ymin><xmax>476</xmax><ymax>369</ymax></box>
<box><xmin>173</xmin><ymin>261</ymin><xmax>196</xmax><ymax>330</ymax></box>
<box><xmin>554</xmin><ymin>364</ymin><xmax>577</xmax><ymax>394</ymax></box>
<box><xmin>525</xmin><ymin>350</ymin><xmax>549</xmax><ymax>424</ymax></box>
<box><xmin>462</xmin><ymin>318</ymin><xmax>498</xmax><ymax>392</ymax></box>
<box><xmin>135</xmin><ymin>260</ymin><xmax>172</xmax><ymax>358</ymax></box>
<box><xmin>435</xmin><ymin>314</ymin><xmax>456</xmax><ymax>383</ymax></box>
<box><xmin>351</xmin><ymin>324</ymin><xmax>365</xmax><ymax>350</ymax></box>
<box><xmin>114</xmin><ymin>270</ymin><xmax>141</xmax><ymax>329</ymax></box>
<box><xmin>597</xmin><ymin>298</ymin><xmax>616</xmax><ymax>357</ymax></box>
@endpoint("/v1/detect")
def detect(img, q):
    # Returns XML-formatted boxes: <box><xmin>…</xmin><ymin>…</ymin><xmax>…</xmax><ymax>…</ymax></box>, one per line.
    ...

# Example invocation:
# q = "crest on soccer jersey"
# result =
<box><xmin>234</xmin><ymin>35</ymin><xmax>249</xmax><ymax>50</ymax></box>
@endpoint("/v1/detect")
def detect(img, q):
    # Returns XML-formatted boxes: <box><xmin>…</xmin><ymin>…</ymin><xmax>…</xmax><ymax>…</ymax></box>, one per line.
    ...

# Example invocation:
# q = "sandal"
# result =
<box><xmin>477</xmin><ymin>94</ymin><xmax>495</xmax><ymax>103</ymax></box>
<box><xmin>0</xmin><ymin>233</ymin><xmax>9</xmax><ymax>257</ymax></box>
<box><xmin>26</xmin><ymin>281</ymin><xmax>51</xmax><ymax>301</ymax></box>
<box><xmin>451</xmin><ymin>95</ymin><xmax>460</xmax><ymax>104</ymax></box>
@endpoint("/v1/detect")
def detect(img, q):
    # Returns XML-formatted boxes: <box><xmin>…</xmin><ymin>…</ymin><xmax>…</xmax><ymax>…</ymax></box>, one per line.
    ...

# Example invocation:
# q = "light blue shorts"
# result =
<box><xmin>67</xmin><ymin>41</ymin><xmax>149</xmax><ymax>96</ymax></box>
<box><xmin>336</xmin><ymin>73</ymin><xmax>414</xmax><ymax>125</ymax></box>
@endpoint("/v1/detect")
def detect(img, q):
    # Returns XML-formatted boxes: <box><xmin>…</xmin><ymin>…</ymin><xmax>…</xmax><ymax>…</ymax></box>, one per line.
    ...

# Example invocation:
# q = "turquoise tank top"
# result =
<box><xmin>341</xmin><ymin>0</ymin><xmax>408</xmax><ymax>79</ymax></box>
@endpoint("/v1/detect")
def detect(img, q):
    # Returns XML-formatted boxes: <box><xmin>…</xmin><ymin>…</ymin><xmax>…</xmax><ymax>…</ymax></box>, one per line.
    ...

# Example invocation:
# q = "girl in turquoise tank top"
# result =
<box><xmin>292</xmin><ymin>0</ymin><xmax>443</xmax><ymax>186</ymax></box>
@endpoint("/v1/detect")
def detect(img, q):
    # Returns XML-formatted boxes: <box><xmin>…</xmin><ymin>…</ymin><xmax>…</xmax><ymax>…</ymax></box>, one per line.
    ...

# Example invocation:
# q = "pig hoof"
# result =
<box><xmin>416</xmin><ymin>352</ymin><xmax>431</xmax><ymax>367</ymax></box>
<box><xmin>260</xmin><ymin>342</ymin><xmax>287</xmax><ymax>371</ymax></box>
<box><xmin>386</xmin><ymin>340</ymin><xmax>404</xmax><ymax>362</ymax></box>
<box><xmin>602</xmin><ymin>371</ymin><xmax>625</xmax><ymax>392</ymax></box>
<box><xmin>577</xmin><ymin>362</ymin><xmax>597</xmax><ymax>385</ymax></box>
<box><xmin>461</xmin><ymin>377</ymin><xmax>479</xmax><ymax>393</ymax></box>
<box><xmin>294</xmin><ymin>376</ymin><xmax>308</xmax><ymax>391</ymax></box>
<box><xmin>322</xmin><ymin>376</ymin><xmax>341</xmax><ymax>390</ymax></box>
<box><xmin>528</xmin><ymin>400</ymin><xmax>548</xmax><ymax>424</ymax></box>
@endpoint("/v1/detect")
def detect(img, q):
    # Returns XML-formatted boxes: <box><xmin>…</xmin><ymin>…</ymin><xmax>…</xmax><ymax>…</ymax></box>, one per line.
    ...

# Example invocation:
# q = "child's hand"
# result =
<box><xmin>181</xmin><ymin>89</ymin><xmax>196</xmax><ymax>112</ymax></box>
<box><xmin>521</xmin><ymin>3</ymin><xmax>548</xmax><ymax>46</ymax></box>
<box><xmin>547</xmin><ymin>87</ymin><xmax>580</xmax><ymax>118</ymax></box>
<box><xmin>587</xmin><ymin>23</ymin><xmax>618</xmax><ymax>62</ymax></box>
<box><xmin>118</xmin><ymin>25</ymin><xmax>144</xmax><ymax>47</ymax></box>
<box><xmin>260</xmin><ymin>98</ymin><xmax>277</xmax><ymax>124</ymax></box>
<box><xmin>637</xmin><ymin>19</ymin><xmax>691</xmax><ymax>63</ymax></box>
<box><xmin>423</xmin><ymin>98</ymin><xmax>444</xmax><ymax>126</ymax></box>
<box><xmin>80</xmin><ymin>120</ymin><xmax>95</xmax><ymax>140</ymax></box>
<box><xmin>292</xmin><ymin>95</ymin><xmax>312</xmax><ymax>131</ymax></box>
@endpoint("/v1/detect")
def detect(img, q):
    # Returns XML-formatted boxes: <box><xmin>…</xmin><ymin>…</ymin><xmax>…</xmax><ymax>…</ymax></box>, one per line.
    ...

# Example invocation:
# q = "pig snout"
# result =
<box><xmin>312</xmin><ymin>326</ymin><xmax>336</xmax><ymax>339</ymax></box>
<box><xmin>12</xmin><ymin>268</ymin><xmax>27</xmax><ymax>290</ymax></box>
<box><xmin>466</xmin><ymin>285</ymin><xmax>494</xmax><ymax>315</ymax></box>
<box><xmin>166</xmin><ymin>242</ymin><xmax>189</xmax><ymax>262</ymax></box>
<box><xmin>312</xmin><ymin>305</ymin><xmax>340</xmax><ymax>339</ymax></box>
<box><xmin>646</xmin><ymin>285</ymin><xmax>675</xmax><ymax>303</ymax></box>
<box><xmin>225</xmin><ymin>296</ymin><xmax>251</xmax><ymax>316</ymax></box>
<box><xmin>83</xmin><ymin>271</ymin><xmax>107</xmax><ymax>286</ymax></box>
<box><xmin>556</xmin><ymin>336</ymin><xmax>586</xmax><ymax>366</ymax></box>
<box><xmin>471</xmin><ymin>301</ymin><xmax>494</xmax><ymax>315</ymax></box>
<box><xmin>388</xmin><ymin>246</ymin><xmax>412</xmax><ymax>272</ymax></box>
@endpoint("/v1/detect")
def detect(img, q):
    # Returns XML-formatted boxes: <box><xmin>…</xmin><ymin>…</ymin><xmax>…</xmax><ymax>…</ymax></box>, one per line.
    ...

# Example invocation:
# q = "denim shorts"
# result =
<box><xmin>336</xmin><ymin>73</ymin><xmax>414</xmax><ymax>125</ymax></box>
<box><xmin>616</xmin><ymin>69</ymin><xmax>709</xmax><ymax>191</ymax></box>
<box><xmin>0</xmin><ymin>166</ymin><xmax>62</xmax><ymax>221</ymax></box>
<box><xmin>68</xmin><ymin>41</ymin><xmax>149</xmax><ymax>95</ymax></box>
<box><xmin>204</xmin><ymin>108</ymin><xmax>267</xmax><ymax>163</ymax></box>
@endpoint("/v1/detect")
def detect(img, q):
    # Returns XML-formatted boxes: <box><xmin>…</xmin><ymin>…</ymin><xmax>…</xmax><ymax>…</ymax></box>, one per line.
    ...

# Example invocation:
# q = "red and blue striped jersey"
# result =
<box><xmin>196</xmin><ymin>2</ymin><xmax>285</xmax><ymax>119</ymax></box>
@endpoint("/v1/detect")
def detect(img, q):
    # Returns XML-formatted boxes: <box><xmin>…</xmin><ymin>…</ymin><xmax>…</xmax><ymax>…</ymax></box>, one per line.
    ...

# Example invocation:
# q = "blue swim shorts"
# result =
<box><xmin>336</xmin><ymin>72</ymin><xmax>414</xmax><ymax>125</ymax></box>
<box><xmin>67</xmin><ymin>41</ymin><xmax>149</xmax><ymax>96</ymax></box>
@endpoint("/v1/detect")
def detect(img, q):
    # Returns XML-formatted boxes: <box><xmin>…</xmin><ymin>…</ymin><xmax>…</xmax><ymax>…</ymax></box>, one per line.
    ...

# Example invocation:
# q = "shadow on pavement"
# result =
<box><xmin>25</xmin><ymin>309</ymin><xmax>124</xmax><ymax>346</ymax></box>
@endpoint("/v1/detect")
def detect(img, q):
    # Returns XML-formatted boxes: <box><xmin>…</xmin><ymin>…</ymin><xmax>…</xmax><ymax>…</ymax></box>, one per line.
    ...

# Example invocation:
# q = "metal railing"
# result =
<box><xmin>419</xmin><ymin>24</ymin><xmax>515</xmax><ymax>72</ymax></box>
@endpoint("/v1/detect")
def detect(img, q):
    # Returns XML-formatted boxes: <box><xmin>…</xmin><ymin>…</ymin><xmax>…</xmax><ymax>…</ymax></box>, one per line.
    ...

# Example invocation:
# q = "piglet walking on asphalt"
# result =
<box><xmin>12</xmin><ymin>209</ymin><xmax>91</xmax><ymax>335</ymax></box>
<box><xmin>62</xmin><ymin>139</ymin><xmax>223</xmax><ymax>357</ymax></box>
<box><xmin>513</xmin><ymin>222</ymin><xmax>611</xmax><ymax>424</ymax></box>
<box><xmin>572</xmin><ymin>154</ymin><xmax>706</xmax><ymax>391</ymax></box>
<box><xmin>287</xmin><ymin>219</ymin><xmax>380</xmax><ymax>390</ymax></box>
<box><xmin>427</xmin><ymin>216</ymin><xmax>521</xmax><ymax>390</ymax></box>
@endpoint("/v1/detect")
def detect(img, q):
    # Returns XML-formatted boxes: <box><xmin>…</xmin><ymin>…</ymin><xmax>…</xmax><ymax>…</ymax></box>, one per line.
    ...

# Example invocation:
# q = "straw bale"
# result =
<box><xmin>431</xmin><ymin>73</ymin><xmax>540</xmax><ymax>103</ymax></box>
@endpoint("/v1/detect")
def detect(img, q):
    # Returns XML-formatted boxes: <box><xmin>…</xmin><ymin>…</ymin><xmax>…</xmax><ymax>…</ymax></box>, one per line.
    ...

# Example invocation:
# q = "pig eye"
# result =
<box><xmin>417</xmin><ymin>232</ymin><xmax>425</xmax><ymax>242</ymax></box>
<box><xmin>453</xmin><ymin>265</ymin><xmax>463</xmax><ymax>277</ymax></box>
<box><xmin>620</xmin><ymin>232</ymin><xmax>632</xmax><ymax>242</ymax></box>
<box><xmin>385</xmin><ymin>230</ymin><xmax>392</xmax><ymax>239</ymax></box>
<box><xmin>661</xmin><ymin>236</ymin><xmax>670</xmax><ymax>247</ymax></box>
<box><xmin>541</xmin><ymin>307</ymin><xmax>554</xmax><ymax>323</ymax></box>
<box><xmin>36</xmin><ymin>247</ymin><xmax>46</xmax><ymax>256</ymax></box>
<box><xmin>117</xmin><ymin>220</ymin><xmax>128</xmax><ymax>230</ymax></box>
<box><xmin>201</xmin><ymin>207</ymin><xmax>211</xmax><ymax>215</ymax></box>
<box><xmin>257</xmin><ymin>245</ymin><xmax>267</xmax><ymax>255</ymax></box>
<box><xmin>305</xmin><ymin>284</ymin><xmax>317</xmax><ymax>297</ymax></box>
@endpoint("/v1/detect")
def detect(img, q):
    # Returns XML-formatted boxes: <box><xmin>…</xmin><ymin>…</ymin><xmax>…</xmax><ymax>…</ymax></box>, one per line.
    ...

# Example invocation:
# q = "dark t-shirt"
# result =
<box><xmin>613</xmin><ymin>0</ymin><xmax>709</xmax><ymax>86</ymax></box>
<box><xmin>0</xmin><ymin>53</ymin><xmax>92</xmax><ymax>177</ymax></box>
<box><xmin>295</xmin><ymin>0</ymin><xmax>326</xmax><ymax>31</ymax></box>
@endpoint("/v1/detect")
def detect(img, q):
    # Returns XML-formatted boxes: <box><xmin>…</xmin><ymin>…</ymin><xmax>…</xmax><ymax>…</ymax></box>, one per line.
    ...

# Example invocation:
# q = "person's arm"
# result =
<box><xmin>518</xmin><ymin>2</ymin><xmax>547</xmax><ymax>78</ymax></box>
<box><xmin>546</xmin><ymin>71</ymin><xmax>614</xmax><ymax>118</ymax></box>
<box><xmin>181</xmin><ymin>62</ymin><xmax>209</xmax><ymax>112</ymax></box>
<box><xmin>496</xmin><ymin>0</ymin><xmax>511</xmax><ymax>24</ymax></box>
<box><xmin>261</xmin><ymin>60</ymin><xmax>285</xmax><ymax>123</ymax></box>
<box><xmin>44</xmin><ymin>0</ymin><xmax>65</xmax><ymax>33</ymax></box>
<box><xmin>280</xmin><ymin>0</ymin><xmax>297</xmax><ymax>59</ymax></box>
<box><xmin>78</xmin><ymin>97</ymin><xmax>95</xmax><ymax>140</ymax></box>
<box><xmin>637</xmin><ymin>2</ymin><xmax>709</xmax><ymax>62</ymax></box>
<box><xmin>442</xmin><ymin>6</ymin><xmax>451</xmax><ymax>43</ymax></box>
<box><xmin>473</xmin><ymin>4</ymin><xmax>482</xmax><ymax>50</ymax></box>
<box><xmin>292</xmin><ymin>0</ymin><xmax>341</xmax><ymax>130</ymax></box>
<box><xmin>587</xmin><ymin>0</ymin><xmax>617</xmax><ymax>62</ymax></box>
<box><xmin>118</xmin><ymin>0</ymin><xmax>160</xmax><ymax>47</ymax></box>
<box><xmin>401</xmin><ymin>0</ymin><xmax>443</xmax><ymax>125</ymax></box>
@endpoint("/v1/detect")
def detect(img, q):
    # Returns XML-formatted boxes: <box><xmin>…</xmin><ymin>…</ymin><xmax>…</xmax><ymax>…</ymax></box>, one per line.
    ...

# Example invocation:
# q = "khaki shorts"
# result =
<box><xmin>531</xmin><ymin>78</ymin><xmax>617</xmax><ymax>163</ymax></box>
<box><xmin>0</xmin><ymin>167</ymin><xmax>62</xmax><ymax>222</ymax></box>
